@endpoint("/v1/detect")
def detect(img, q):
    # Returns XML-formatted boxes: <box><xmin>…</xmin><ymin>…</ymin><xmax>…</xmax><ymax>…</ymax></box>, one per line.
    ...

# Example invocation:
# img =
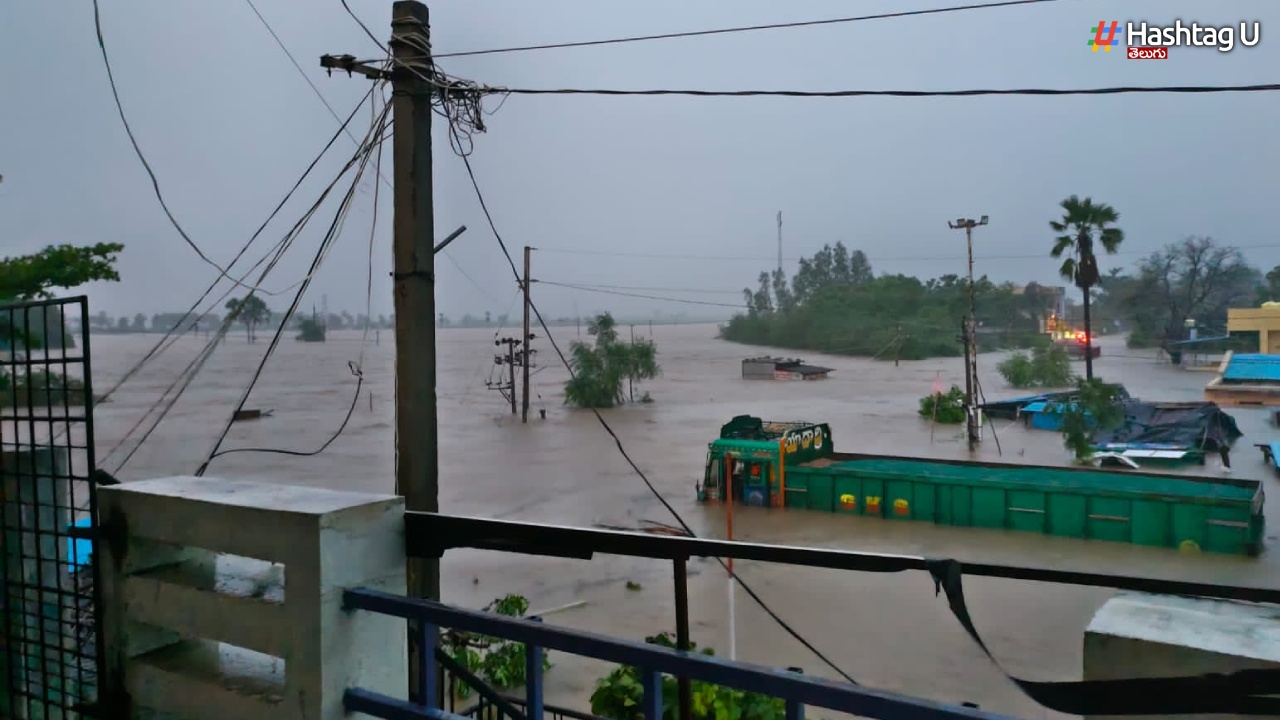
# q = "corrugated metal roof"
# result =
<box><xmin>1223</xmin><ymin>354</ymin><xmax>1280</xmax><ymax>382</ymax></box>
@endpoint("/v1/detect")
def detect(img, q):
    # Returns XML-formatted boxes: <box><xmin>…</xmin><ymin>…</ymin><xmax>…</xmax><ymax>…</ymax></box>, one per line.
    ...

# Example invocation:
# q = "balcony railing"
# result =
<box><xmin>93</xmin><ymin>478</ymin><xmax>1280</xmax><ymax>719</ymax></box>
<box><xmin>380</xmin><ymin>511</ymin><xmax>1280</xmax><ymax>719</ymax></box>
<box><xmin>342</xmin><ymin>586</ymin><xmax>1012</xmax><ymax>720</ymax></box>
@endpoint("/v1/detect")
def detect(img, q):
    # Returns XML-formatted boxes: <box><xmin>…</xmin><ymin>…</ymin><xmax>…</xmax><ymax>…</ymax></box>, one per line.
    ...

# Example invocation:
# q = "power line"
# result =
<box><xmin>537</xmin><ymin>280</ymin><xmax>747</xmax><ymax>309</ymax></box>
<box><xmin>442</xmin><ymin>250</ymin><xmax>506</xmax><ymax>307</ymax></box>
<box><xmin>453</xmin><ymin>135</ymin><xmax>860</xmax><ymax>686</ymax></box>
<box><xmin>485</xmin><ymin>82</ymin><xmax>1280</xmax><ymax>99</ymax></box>
<box><xmin>203</xmin><ymin>100</ymin><xmax>390</xmax><ymax>467</ymax></box>
<box><xmin>91</xmin><ymin>0</ymin><xmax>286</xmax><ymax>295</ymax></box>
<box><xmin>243</xmin><ymin>0</ymin><xmax>355</xmax><ymax>133</ymax></box>
<box><xmin>88</xmin><ymin>85</ymin><xmax>381</xmax><ymax>415</ymax></box>
<box><xmin>195</xmin><ymin>99</ymin><xmax>392</xmax><ymax>475</ymax></box>
<box><xmin>434</xmin><ymin>0</ymin><xmax>1071</xmax><ymax>58</ymax></box>
<box><xmin>339</xmin><ymin>0</ymin><xmax>387</xmax><ymax>53</ymax></box>
<box><xmin>245</xmin><ymin>0</ymin><xmax>399</xmax><ymax>203</ymax></box>
<box><xmin>108</xmin><ymin>103</ymin><xmax>391</xmax><ymax>474</ymax></box>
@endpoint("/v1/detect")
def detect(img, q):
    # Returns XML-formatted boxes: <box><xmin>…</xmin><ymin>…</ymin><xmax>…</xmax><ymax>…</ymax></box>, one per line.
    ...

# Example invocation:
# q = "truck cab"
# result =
<box><xmin>697</xmin><ymin>415</ymin><xmax>832</xmax><ymax>508</ymax></box>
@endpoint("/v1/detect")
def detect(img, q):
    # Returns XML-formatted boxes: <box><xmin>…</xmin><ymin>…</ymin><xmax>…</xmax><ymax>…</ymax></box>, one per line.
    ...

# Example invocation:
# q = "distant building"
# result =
<box><xmin>1227</xmin><ymin>305</ymin><xmax>1280</xmax><ymax>354</ymax></box>
<box><xmin>1011</xmin><ymin>283</ymin><xmax>1067</xmax><ymax>332</ymax></box>
<box><xmin>741</xmin><ymin>356</ymin><xmax>833</xmax><ymax>381</ymax></box>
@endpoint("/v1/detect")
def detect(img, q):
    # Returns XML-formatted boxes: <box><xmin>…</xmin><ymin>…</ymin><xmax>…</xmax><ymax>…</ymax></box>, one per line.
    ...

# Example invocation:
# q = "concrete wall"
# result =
<box><xmin>97</xmin><ymin>477</ymin><xmax>408</xmax><ymax>720</ymax></box>
<box><xmin>1227</xmin><ymin>307</ymin><xmax>1280</xmax><ymax>354</ymax></box>
<box><xmin>1084</xmin><ymin>591</ymin><xmax>1280</xmax><ymax>720</ymax></box>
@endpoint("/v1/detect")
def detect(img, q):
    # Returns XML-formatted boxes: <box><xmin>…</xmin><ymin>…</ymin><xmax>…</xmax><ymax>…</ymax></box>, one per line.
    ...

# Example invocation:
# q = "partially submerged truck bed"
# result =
<box><xmin>699</xmin><ymin>416</ymin><xmax>1264</xmax><ymax>556</ymax></box>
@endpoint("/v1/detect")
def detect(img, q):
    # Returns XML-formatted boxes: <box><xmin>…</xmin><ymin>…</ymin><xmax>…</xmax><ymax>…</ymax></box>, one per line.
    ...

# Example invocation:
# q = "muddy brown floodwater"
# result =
<box><xmin>90</xmin><ymin>325</ymin><xmax>1280</xmax><ymax>719</ymax></box>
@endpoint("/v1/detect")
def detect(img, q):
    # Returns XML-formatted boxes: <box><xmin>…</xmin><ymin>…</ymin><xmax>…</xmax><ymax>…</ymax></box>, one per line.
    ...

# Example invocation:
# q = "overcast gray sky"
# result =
<box><xmin>3</xmin><ymin>0</ymin><xmax>1278</xmax><ymax>321</ymax></box>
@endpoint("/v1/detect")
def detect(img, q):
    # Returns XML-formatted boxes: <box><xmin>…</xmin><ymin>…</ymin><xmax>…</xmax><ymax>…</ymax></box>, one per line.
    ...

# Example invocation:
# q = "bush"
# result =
<box><xmin>295</xmin><ymin>317</ymin><xmax>325</xmax><ymax>342</ymax></box>
<box><xmin>996</xmin><ymin>353</ymin><xmax>1034</xmax><ymax>388</ymax></box>
<box><xmin>918</xmin><ymin>384</ymin><xmax>966</xmax><ymax>424</ymax></box>
<box><xmin>441</xmin><ymin>594</ymin><xmax>551</xmax><ymax>698</ymax></box>
<box><xmin>590</xmin><ymin>633</ymin><xmax>785</xmax><ymax>720</ymax></box>
<box><xmin>997</xmin><ymin>344</ymin><xmax>1073</xmax><ymax>388</ymax></box>
<box><xmin>1050</xmin><ymin>378</ymin><xmax>1126</xmax><ymax>463</ymax></box>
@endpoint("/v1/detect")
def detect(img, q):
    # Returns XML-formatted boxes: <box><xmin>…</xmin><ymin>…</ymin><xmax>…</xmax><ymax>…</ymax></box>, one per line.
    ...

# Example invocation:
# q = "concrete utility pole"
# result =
<box><xmin>494</xmin><ymin>337</ymin><xmax>520</xmax><ymax>415</ymax></box>
<box><xmin>522</xmin><ymin>246</ymin><xmax>533</xmax><ymax>423</ymax></box>
<box><xmin>629</xmin><ymin>324</ymin><xmax>636</xmax><ymax>403</ymax></box>
<box><xmin>948</xmin><ymin>215</ymin><xmax>989</xmax><ymax>454</ymax></box>
<box><xmin>776</xmin><ymin>211</ymin><xmax>783</xmax><ymax>274</ymax></box>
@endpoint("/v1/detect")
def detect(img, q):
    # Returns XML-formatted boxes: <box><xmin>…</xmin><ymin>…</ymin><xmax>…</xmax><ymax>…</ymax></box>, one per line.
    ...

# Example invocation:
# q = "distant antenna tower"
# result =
<box><xmin>776</xmin><ymin>211</ymin><xmax>783</xmax><ymax>273</ymax></box>
<box><xmin>321</xmin><ymin>294</ymin><xmax>329</xmax><ymax>331</ymax></box>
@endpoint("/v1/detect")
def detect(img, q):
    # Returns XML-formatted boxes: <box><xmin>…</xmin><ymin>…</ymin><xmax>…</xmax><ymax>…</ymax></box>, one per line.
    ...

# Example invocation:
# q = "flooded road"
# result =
<box><xmin>90</xmin><ymin>325</ymin><xmax>1280</xmax><ymax>718</ymax></box>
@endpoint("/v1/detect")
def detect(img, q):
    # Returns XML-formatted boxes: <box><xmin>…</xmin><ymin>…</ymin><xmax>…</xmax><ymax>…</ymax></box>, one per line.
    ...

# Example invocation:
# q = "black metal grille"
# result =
<box><xmin>0</xmin><ymin>296</ymin><xmax>103</xmax><ymax>719</ymax></box>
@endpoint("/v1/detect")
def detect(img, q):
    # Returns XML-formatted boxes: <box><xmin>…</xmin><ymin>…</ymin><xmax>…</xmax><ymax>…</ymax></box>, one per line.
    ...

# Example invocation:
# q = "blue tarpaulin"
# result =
<box><xmin>66</xmin><ymin>517</ymin><xmax>93</xmax><ymax>572</ymax></box>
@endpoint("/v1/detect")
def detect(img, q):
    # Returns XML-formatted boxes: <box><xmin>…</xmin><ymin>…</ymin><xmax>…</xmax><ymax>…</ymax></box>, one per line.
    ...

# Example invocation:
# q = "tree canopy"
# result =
<box><xmin>723</xmin><ymin>242</ymin><xmax>1052</xmax><ymax>359</ymax></box>
<box><xmin>225</xmin><ymin>295</ymin><xmax>272</xmax><ymax>343</ymax></box>
<box><xmin>1093</xmin><ymin>236</ymin><xmax>1263</xmax><ymax>348</ymax></box>
<box><xmin>564</xmin><ymin>312</ymin><xmax>660</xmax><ymax>408</ymax></box>
<box><xmin>1049</xmin><ymin>195</ymin><xmax>1124</xmax><ymax>291</ymax></box>
<box><xmin>0</xmin><ymin>243</ymin><xmax>125</xmax><ymax>302</ymax></box>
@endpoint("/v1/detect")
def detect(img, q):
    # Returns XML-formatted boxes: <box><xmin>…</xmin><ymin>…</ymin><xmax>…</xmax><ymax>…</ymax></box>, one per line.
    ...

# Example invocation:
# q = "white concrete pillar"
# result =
<box><xmin>97</xmin><ymin>477</ymin><xmax>408</xmax><ymax>720</ymax></box>
<box><xmin>1083</xmin><ymin>591</ymin><xmax>1280</xmax><ymax>720</ymax></box>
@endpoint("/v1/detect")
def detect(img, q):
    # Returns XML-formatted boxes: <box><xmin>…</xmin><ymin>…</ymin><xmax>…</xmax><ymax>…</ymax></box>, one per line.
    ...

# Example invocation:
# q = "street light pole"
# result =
<box><xmin>948</xmin><ymin>215</ymin><xmax>989</xmax><ymax>453</ymax></box>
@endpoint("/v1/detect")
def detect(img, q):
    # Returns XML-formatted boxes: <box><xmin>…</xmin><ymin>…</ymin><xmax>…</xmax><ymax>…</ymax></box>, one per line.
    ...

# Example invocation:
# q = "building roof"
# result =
<box><xmin>776</xmin><ymin>361</ymin><xmax>833</xmax><ymax>375</ymax></box>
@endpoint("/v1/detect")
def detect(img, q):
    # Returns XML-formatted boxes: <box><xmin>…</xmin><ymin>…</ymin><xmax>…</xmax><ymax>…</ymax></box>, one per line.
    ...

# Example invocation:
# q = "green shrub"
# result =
<box><xmin>918</xmin><ymin>384</ymin><xmax>967</xmax><ymax>424</ymax></box>
<box><xmin>590</xmin><ymin>634</ymin><xmax>785</xmax><ymax>720</ymax></box>
<box><xmin>1050</xmin><ymin>378</ymin><xmax>1127</xmax><ymax>463</ymax></box>
<box><xmin>997</xmin><ymin>353</ymin><xmax>1034</xmax><ymax>388</ymax></box>
<box><xmin>441</xmin><ymin>594</ymin><xmax>551</xmax><ymax>698</ymax></box>
<box><xmin>998</xmin><ymin>344</ymin><xmax>1073</xmax><ymax>388</ymax></box>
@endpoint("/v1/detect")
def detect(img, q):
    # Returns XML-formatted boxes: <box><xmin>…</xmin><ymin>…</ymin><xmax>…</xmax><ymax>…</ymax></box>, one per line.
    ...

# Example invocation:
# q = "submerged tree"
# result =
<box><xmin>225</xmin><ymin>295</ymin><xmax>271</xmax><ymax>343</ymax></box>
<box><xmin>564</xmin><ymin>312</ymin><xmax>660</xmax><ymax>409</ymax></box>
<box><xmin>1049</xmin><ymin>195</ymin><xmax>1125</xmax><ymax>380</ymax></box>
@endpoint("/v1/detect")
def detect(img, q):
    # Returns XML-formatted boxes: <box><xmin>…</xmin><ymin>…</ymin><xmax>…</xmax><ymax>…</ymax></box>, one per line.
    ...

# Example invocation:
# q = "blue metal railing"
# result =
<box><xmin>342</xmin><ymin>587</ymin><xmax>1013</xmax><ymax>720</ymax></box>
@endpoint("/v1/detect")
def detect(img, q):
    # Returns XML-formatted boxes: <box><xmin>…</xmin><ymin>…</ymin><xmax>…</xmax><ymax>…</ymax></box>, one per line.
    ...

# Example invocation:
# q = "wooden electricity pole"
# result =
<box><xmin>522</xmin><ymin>246</ymin><xmax>532</xmax><ymax>423</ymax></box>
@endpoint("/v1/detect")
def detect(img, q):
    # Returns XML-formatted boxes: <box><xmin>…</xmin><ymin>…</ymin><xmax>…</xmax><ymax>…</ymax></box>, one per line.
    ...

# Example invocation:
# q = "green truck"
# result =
<box><xmin>696</xmin><ymin>415</ymin><xmax>1265</xmax><ymax>556</ymax></box>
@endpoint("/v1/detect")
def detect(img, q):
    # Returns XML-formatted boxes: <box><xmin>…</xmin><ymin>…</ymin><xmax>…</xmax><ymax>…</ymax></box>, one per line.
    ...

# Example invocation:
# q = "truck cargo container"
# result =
<box><xmin>696</xmin><ymin>415</ymin><xmax>1264</xmax><ymax>556</ymax></box>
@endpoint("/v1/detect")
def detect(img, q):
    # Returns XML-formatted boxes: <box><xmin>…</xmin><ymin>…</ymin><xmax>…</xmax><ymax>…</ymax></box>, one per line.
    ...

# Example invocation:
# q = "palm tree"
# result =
<box><xmin>1049</xmin><ymin>195</ymin><xmax>1125</xmax><ymax>380</ymax></box>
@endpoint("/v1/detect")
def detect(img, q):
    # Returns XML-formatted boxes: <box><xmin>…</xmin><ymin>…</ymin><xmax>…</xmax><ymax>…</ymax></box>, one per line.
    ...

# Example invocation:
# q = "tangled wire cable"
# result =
<box><xmin>383</xmin><ymin>16</ymin><xmax>495</xmax><ymax>157</ymax></box>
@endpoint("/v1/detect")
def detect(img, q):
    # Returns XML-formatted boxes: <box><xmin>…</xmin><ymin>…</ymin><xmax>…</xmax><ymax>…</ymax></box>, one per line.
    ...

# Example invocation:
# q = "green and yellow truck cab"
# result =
<box><xmin>697</xmin><ymin>415</ymin><xmax>1265</xmax><ymax>556</ymax></box>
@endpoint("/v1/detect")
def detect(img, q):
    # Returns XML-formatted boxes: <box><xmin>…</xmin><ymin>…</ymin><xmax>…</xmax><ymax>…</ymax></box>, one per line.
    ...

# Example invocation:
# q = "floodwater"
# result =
<box><xmin>88</xmin><ymin>325</ymin><xmax>1280</xmax><ymax>718</ymax></box>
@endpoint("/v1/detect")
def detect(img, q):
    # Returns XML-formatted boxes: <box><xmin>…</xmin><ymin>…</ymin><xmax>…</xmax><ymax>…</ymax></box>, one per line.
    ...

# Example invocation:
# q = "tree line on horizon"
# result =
<box><xmin>724</xmin><ymin>195</ymin><xmax>1276</xmax><ymax>363</ymax></box>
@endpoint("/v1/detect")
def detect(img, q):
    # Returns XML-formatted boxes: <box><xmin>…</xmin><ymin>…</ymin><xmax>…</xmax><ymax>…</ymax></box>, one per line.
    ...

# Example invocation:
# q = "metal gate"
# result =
<box><xmin>0</xmin><ymin>296</ymin><xmax>104</xmax><ymax>719</ymax></box>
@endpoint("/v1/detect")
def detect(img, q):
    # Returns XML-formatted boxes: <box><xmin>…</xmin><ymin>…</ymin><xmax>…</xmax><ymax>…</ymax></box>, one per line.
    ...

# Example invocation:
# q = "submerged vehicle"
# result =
<box><xmin>697</xmin><ymin>415</ymin><xmax>1264</xmax><ymax>556</ymax></box>
<box><xmin>1054</xmin><ymin>331</ymin><xmax>1101</xmax><ymax>360</ymax></box>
